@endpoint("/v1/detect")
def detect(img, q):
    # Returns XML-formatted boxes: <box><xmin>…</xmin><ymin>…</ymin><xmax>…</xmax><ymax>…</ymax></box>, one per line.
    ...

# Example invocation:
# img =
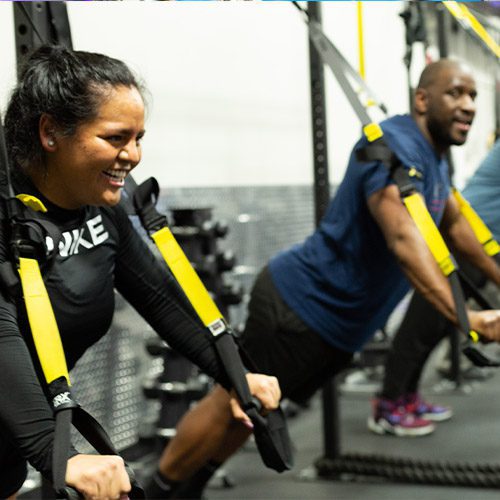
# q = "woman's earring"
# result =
<box><xmin>47</xmin><ymin>139</ymin><xmax>55</xmax><ymax>147</ymax></box>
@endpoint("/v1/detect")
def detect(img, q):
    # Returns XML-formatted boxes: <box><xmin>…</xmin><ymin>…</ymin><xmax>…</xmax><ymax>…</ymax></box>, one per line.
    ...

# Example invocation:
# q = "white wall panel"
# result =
<box><xmin>68</xmin><ymin>2</ymin><xmax>312</xmax><ymax>187</ymax></box>
<box><xmin>0</xmin><ymin>3</ymin><xmax>496</xmax><ymax>188</ymax></box>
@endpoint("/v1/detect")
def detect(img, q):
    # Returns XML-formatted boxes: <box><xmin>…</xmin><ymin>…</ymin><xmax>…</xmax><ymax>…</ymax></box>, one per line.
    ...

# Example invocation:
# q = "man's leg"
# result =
<box><xmin>369</xmin><ymin>292</ymin><xmax>452</xmax><ymax>436</ymax></box>
<box><xmin>381</xmin><ymin>292</ymin><xmax>450</xmax><ymax>401</ymax></box>
<box><xmin>145</xmin><ymin>384</ymin><xmax>249</xmax><ymax>497</ymax></box>
<box><xmin>170</xmin><ymin>415</ymin><xmax>253</xmax><ymax>499</ymax></box>
<box><xmin>158</xmin><ymin>384</ymin><xmax>251</xmax><ymax>479</ymax></box>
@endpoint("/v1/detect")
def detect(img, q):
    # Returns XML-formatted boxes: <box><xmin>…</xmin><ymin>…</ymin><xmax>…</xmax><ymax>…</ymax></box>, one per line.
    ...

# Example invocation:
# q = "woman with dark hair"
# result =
<box><xmin>0</xmin><ymin>45</ymin><xmax>280</xmax><ymax>499</ymax></box>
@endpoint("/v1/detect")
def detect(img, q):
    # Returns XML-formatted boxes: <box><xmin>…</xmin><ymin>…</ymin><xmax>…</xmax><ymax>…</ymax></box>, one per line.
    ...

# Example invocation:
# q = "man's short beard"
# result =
<box><xmin>427</xmin><ymin>119</ymin><xmax>453</xmax><ymax>149</ymax></box>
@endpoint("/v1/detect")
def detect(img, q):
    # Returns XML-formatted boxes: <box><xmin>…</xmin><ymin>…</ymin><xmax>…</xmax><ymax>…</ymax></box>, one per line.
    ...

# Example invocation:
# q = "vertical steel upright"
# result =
<box><xmin>13</xmin><ymin>2</ymin><xmax>72</xmax><ymax>78</ymax></box>
<box><xmin>436</xmin><ymin>4</ymin><xmax>449</xmax><ymax>61</ymax></box>
<box><xmin>11</xmin><ymin>4</ymin><xmax>73</xmax><ymax>495</ymax></box>
<box><xmin>435</xmin><ymin>4</ymin><xmax>462</xmax><ymax>388</ymax></box>
<box><xmin>308</xmin><ymin>3</ymin><xmax>331</xmax><ymax>226</ymax></box>
<box><xmin>400</xmin><ymin>1</ymin><xmax>427</xmax><ymax>113</ymax></box>
<box><xmin>306</xmin><ymin>2</ymin><xmax>341</xmax><ymax>462</ymax></box>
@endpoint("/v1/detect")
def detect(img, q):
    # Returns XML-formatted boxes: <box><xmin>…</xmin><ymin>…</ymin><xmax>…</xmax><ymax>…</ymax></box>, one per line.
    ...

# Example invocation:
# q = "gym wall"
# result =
<box><xmin>0</xmin><ymin>2</ymin><xmax>408</xmax><ymax>187</ymax></box>
<box><xmin>1</xmin><ymin>3</ymin><xmax>496</xmax><ymax>188</ymax></box>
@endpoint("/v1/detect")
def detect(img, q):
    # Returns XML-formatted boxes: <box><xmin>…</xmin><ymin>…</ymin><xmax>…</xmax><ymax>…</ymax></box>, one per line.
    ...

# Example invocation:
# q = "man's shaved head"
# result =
<box><xmin>413</xmin><ymin>58</ymin><xmax>476</xmax><ymax>153</ymax></box>
<box><xmin>417</xmin><ymin>59</ymin><xmax>471</xmax><ymax>91</ymax></box>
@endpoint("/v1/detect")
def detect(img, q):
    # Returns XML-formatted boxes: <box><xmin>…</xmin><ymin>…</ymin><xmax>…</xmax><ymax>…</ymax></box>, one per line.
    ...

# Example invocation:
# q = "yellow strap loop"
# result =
<box><xmin>151</xmin><ymin>227</ymin><xmax>226</xmax><ymax>335</ymax></box>
<box><xmin>403</xmin><ymin>193</ymin><xmax>456</xmax><ymax>276</ymax></box>
<box><xmin>363</xmin><ymin>123</ymin><xmax>383</xmax><ymax>142</ymax></box>
<box><xmin>469</xmin><ymin>330</ymin><xmax>480</xmax><ymax>343</ymax></box>
<box><xmin>18</xmin><ymin>257</ymin><xmax>70</xmax><ymax>385</ymax></box>
<box><xmin>16</xmin><ymin>194</ymin><xmax>47</xmax><ymax>213</ymax></box>
<box><xmin>452</xmin><ymin>188</ymin><xmax>500</xmax><ymax>257</ymax></box>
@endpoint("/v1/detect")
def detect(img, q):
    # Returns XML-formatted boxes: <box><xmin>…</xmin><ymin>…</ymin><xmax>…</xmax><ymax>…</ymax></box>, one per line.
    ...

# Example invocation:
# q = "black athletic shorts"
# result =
<box><xmin>239</xmin><ymin>266</ymin><xmax>353</xmax><ymax>404</ymax></box>
<box><xmin>0</xmin><ymin>431</ymin><xmax>28</xmax><ymax>497</ymax></box>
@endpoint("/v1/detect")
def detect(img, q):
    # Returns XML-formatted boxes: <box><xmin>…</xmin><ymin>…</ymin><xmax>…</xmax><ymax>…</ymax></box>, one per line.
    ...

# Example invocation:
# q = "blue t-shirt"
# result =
<box><xmin>462</xmin><ymin>140</ymin><xmax>500</xmax><ymax>240</ymax></box>
<box><xmin>269</xmin><ymin>114</ymin><xmax>450</xmax><ymax>353</ymax></box>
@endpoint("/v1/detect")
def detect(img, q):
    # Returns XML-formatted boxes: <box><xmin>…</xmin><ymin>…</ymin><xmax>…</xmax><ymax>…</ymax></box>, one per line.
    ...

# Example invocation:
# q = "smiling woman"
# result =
<box><xmin>5</xmin><ymin>45</ymin><xmax>146</xmax><ymax>209</ymax></box>
<box><xmin>35</xmin><ymin>85</ymin><xmax>145</xmax><ymax>208</ymax></box>
<box><xmin>0</xmin><ymin>45</ymin><xmax>280</xmax><ymax>499</ymax></box>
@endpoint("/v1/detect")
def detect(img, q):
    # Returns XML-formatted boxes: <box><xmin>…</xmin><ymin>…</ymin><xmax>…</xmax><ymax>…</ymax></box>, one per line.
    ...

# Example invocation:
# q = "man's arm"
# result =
<box><xmin>440</xmin><ymin>192</ymin><xmax>500</xmax><ymax>286</ymax></box>
<box><xmin>367</xmin><ymin>185</ymin><xmax>500</xmax><ymax>340</ymax></box>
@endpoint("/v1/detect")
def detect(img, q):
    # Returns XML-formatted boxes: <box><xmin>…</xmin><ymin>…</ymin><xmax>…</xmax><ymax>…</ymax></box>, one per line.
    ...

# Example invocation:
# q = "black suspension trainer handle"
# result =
<box><xmin>213</xmin><ymin>330</ymin><xmax>294</xmax><ymax>472</ymax></box>
<box><xmin>60</xmin><ymin>467</ymin><xmax>144</xmax><ymax>499</ymax></box>
<box><xmin>57</xmin><ymin>418</ymin><xmax>145</xmax><ymax>498</ymax></box>
<box><xmin>49</xmin><ymin>380</ymin><xmax>145</xmax><ymax>499</ymax></box>
<box><xmin>57</xmin><ymin>464</ymin><xmax>144</xmax><ymax>499</ymax></box>
<box><xmin>449</xmin><ymin>265</ymin><xmax>500</xmax><ymax>368</ymax></box>
<box><xmin>59</xmin><ymin>487</ymin><xmax>81</xmax><ymax>500</ymax></box>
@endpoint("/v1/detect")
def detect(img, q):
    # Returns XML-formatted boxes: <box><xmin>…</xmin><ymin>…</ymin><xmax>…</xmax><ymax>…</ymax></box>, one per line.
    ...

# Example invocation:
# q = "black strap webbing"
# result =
<box><xmin>214</xmin><ymin>333</ymin><xmax>293</xmax><ymax>470</ymax></box>
<box><xmin>356</xmin><ymin>138</ymin><xmax>418</xmax><ymax>196</ymax></box>
<box><xmin>52</xmin><ymin>409</ymin><xmax>73</xmax><ymax>494</ymax></box>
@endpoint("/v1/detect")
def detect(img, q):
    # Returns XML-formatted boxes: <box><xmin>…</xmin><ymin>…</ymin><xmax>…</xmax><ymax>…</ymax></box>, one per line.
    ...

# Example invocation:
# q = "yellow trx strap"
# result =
<box><xmin>18</xmin><ymin>257</ymin><xmax>70</xmax><ymax>384</ymax></box>
<box><xmin>151</xmin><ymin>227</ymin><xmax>227</xmax><ymax>336</ymax></box>
<box><xmin>452</xmin><ymin>188</ymin><xmax>500</xmax><ymax>258</ymax></box>
<box><xmin>403</xmin><ymin>193</ymin><xmax>456</xmax><ymax>276</ymax></box>
<box><xmin>15</xmin><ymin>194</ymin><xmax>71</xmax><ymax>386</ymax></box>
<box><xmin>359</xmin><ymin>130</ymin><xmax>482</xmax><ymax>342</ymax></box>
<box><xmin>442</xmin><ymin>1</ymin><xmax>500</xmax><ymax>58</ymax></box>
<box><xmin>16</xmin><ymin>193</ymin><xmax>49</xmax><ymax>213</ymax></box>
<box><xmin>400</xmin><ymin>193</ymin><xmax>479</xmax><ymax>343</ymax></box>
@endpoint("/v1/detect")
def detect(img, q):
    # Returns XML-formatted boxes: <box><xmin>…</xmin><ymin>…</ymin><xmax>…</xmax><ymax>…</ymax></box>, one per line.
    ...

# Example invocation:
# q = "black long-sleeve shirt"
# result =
<box><xmin>0</xmin><ymin>175</ymin><xmax>230</xmax><ymax>479</ymax></box>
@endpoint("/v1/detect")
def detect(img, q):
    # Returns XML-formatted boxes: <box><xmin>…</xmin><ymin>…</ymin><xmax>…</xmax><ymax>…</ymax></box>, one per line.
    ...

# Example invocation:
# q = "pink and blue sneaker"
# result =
<box><xmin>367</xmin><ymin>397</ymin><xmax>435</xmax><ymax>437</ymax></box>
<box><xmin>404</xmin><ymin>392</ymin><xmax>453</xmax><ymax>422</ymax></box>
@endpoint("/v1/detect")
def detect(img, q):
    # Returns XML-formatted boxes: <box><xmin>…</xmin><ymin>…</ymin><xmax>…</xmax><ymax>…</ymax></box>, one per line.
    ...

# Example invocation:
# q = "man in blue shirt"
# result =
<box><xmin>374</xmin><ymin>138</ymin><xmax>500</xmax><ymax>437</ymax></box>
<box><xmin>146</xmin><ymin>60</ymin><xmax>500</xmax><ymax>498</ymax></box>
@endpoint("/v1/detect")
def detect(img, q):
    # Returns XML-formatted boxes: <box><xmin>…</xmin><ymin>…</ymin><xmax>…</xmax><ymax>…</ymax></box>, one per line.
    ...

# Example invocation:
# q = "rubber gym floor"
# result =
<box><xmin>190</xmin><ymin>363</ymin><xmax>500</xmax><ymax>500</ymax></box>
<box><xmin>20</xmin><ymin>349</ymin><xmax>500</xmax><ymax>499</ymax></box>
